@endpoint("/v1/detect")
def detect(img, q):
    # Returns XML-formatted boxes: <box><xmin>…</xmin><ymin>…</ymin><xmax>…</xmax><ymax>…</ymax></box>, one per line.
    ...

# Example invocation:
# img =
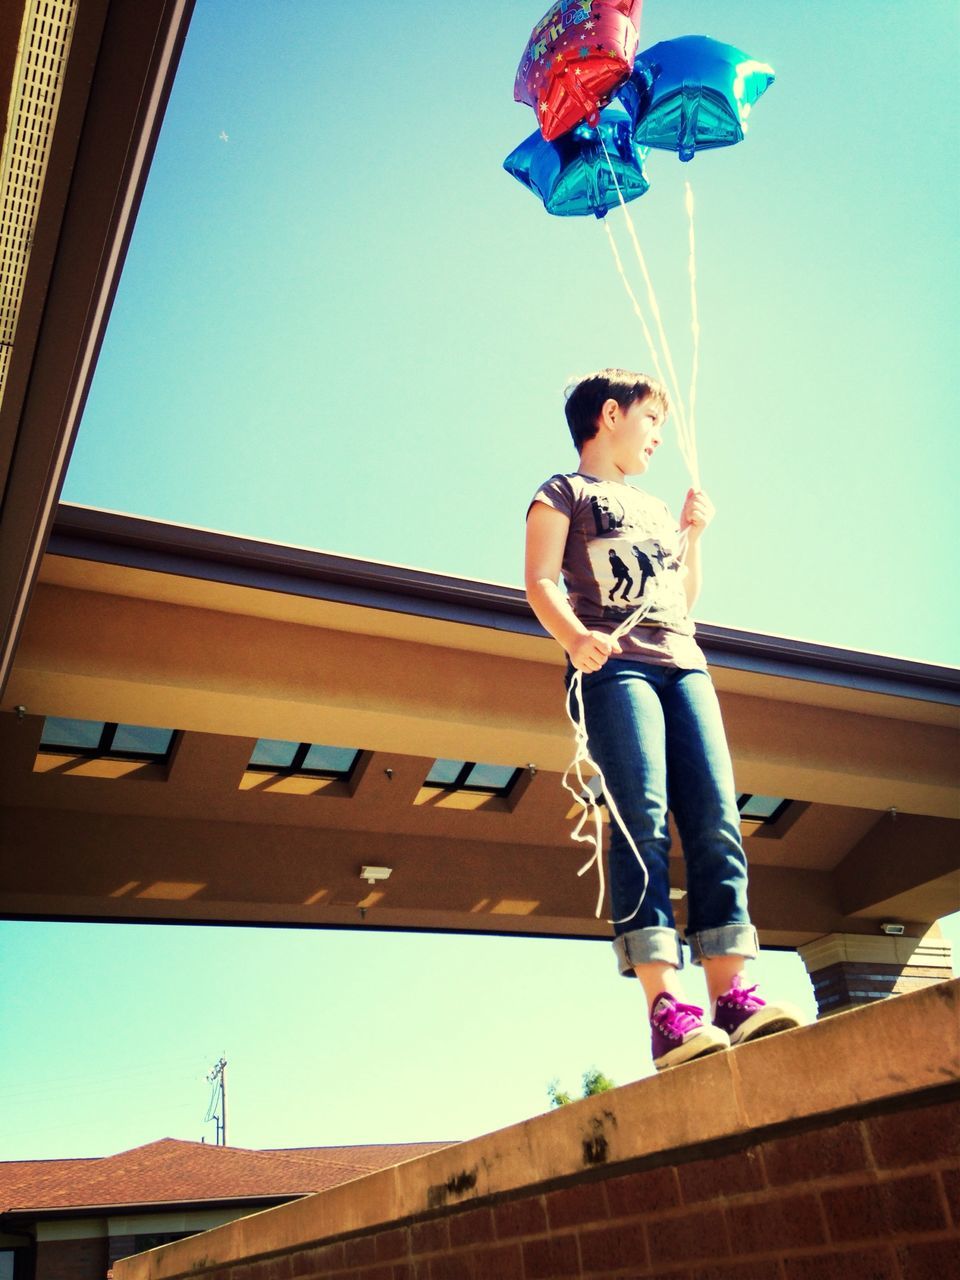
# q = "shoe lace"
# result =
<box><xmin>658</xmin><ymin>999</ymin><xmax>705</xmax><ymax>1035</ymax></box>
<box><xmin>724</xmin><ymin>980</ymin><xmax>764</xmax><ymax>1010</ymax></box>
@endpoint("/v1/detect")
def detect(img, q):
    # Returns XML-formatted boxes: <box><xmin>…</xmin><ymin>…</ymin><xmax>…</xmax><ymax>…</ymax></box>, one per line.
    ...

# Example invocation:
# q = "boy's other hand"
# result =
<box><xmin>568</xmin><ymin>631</ymin><xmax>622</xmax><ymax>673</ymax></box>
<box><xmin>680</xmin><ymin>488</ymin><xmax>715</xmax><ymax>538</ymax></box>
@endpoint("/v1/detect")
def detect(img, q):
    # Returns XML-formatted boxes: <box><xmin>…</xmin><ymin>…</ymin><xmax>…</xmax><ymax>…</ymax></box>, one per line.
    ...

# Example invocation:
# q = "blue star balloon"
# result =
<box><xmin>619</xmin><ymin>35</ymin><xmax>775</xmax><ymax>162</ymax></box>
<box><xmin>503</xmin><ymin>102</ymin><xmax>650</xmax><ymax>218</ymax></box>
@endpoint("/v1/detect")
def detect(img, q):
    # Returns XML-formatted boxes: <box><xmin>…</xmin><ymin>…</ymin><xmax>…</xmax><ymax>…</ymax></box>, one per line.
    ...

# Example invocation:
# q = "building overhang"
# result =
<box><xmin>0</xmin><ymin>0</ymin><xmax>196</xmax><ymax>701</ymax></box>
<box><xmin>0</xmin><ymin>0</ymin><xmax>956</xmax><ymax>949</ymax></box>
<box><xmin>40</xmin><ymin>504</ymin><xmax>960</xmax><ymax>710</ymax></box>
<box><xmin>1</xmin><ymin>503</ymin><xmax>957</xmax><ymax>945</ymax></box>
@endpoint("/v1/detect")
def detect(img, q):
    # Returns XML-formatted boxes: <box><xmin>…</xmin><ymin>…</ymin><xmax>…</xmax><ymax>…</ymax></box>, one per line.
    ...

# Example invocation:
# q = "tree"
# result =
<box><xmin>547</xmin><ymin>1066</ymin><xmax>616</xmax><ymax>1107</ymax></box>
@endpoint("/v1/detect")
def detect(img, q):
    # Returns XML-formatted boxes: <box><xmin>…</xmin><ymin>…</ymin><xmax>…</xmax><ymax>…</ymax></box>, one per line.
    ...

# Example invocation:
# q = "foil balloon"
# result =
<box><xmin>503</xmin><ymin>103</ymin><xmax>649</xmax><ymax>218</ymax></box>
<box><xmin>515</xmin><ymin>0</ymin><xmax>644</xmax><ymax>142</ymax></box>
<box><xmin>620</xmin><ymin>35</ymin><xmax>775</xmax><ymax>162</ymax></box>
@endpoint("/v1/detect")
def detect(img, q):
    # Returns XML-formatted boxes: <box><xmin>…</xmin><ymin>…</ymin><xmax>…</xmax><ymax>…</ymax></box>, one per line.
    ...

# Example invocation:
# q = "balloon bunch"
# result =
<box><xmin>505</xmin><ymin>2</ymin><xmax>775</xmax><ymax>219</ymax></box>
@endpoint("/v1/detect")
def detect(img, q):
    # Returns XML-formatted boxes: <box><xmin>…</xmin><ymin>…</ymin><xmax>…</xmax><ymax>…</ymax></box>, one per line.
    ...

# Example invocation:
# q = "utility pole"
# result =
<box><xmin>205</xmin><ymin>1055</ymin><xmax>228</xmax><ymax>1146</ymax></box>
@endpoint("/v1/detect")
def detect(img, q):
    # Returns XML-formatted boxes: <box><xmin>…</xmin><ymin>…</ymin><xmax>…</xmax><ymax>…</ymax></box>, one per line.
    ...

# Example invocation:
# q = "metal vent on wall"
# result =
<box><xmin>0</xmin><ymin>0</ymin><xmax>78</xmax><ymax>407</ymax></box>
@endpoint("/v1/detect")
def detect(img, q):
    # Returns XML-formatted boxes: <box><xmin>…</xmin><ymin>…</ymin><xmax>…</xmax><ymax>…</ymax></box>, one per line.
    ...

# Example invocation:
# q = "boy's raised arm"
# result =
<box><xmin>678</xmin><ymin>487</ymin><xmax>714</xmax><ymax>612</ymax></box>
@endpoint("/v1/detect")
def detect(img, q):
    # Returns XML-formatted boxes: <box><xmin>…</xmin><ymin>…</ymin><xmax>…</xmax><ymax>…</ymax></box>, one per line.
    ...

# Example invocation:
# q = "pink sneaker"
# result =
<box><xmin>650</xmin><ymin>992</ymin><xmax>730</xmax><ymax>1071</ymax></box>
<box><xmin>712</xmin><ymin>974</ymin><xmax>808</xmax><ymax>1045</ymax></box>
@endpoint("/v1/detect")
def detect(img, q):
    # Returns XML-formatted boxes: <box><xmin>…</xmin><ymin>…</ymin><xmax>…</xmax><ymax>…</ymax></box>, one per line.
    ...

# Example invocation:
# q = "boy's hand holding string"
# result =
<box><xmin>678</xmin><ymin>487</ymin><xmax>715</xmax><ymax>613</ymax></box>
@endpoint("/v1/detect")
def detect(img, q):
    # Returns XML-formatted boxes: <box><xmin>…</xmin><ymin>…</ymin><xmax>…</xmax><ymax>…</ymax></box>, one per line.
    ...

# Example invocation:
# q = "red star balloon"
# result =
<box><xmin>515</xmin><ymin>1</ymin><xmax>644</xmax><ymax>142</ymax></box>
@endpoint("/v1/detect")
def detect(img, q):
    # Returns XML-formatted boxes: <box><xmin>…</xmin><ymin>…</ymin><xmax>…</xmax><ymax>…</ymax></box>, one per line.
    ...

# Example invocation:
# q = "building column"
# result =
<box><xmin>797</xmin><ymin>925</ymin><xmax>954</xmax><ymax>1018</ymax></box>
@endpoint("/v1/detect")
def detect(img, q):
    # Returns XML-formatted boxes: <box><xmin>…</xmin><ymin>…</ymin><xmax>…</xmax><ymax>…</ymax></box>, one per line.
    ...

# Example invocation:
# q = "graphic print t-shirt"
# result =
<box><xmin>530</xmin><ymin>472</ymin><xmax>706</xmax><ymax>670</ymax></box>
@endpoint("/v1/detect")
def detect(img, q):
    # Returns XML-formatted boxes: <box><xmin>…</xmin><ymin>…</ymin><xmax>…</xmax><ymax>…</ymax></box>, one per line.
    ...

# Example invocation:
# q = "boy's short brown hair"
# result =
<box><xmin>564</xmin><ymin>369</ymin><xmax>670</xmax><ymax>451</ymax></box>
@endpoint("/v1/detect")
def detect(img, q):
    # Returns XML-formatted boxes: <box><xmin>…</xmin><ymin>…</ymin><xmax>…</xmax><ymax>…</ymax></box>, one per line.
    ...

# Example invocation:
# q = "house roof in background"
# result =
<box><xmin>0</xmin><ymin>1136</ymin><xmax>455</xmax><ymax>1216</ymax></box>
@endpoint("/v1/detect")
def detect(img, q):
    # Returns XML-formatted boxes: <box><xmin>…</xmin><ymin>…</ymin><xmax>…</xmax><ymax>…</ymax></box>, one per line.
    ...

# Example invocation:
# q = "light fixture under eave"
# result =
<box><xmin>360</xmin><ymin>865</ymin><xmax>393</xmax><ymax>886</ymax></box>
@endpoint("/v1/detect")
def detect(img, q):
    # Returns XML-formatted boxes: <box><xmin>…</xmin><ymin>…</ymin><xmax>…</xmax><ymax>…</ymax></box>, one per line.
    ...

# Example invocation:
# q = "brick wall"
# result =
<box><xmin>35</xmin><ymin>1236</ymin><xmax>109</xmax><ymax>1280</ymax></box>
<box><xmin>218</xmin><ymin>1093</ymin><xmax>959</xmax><ymax>1280</ymax></box>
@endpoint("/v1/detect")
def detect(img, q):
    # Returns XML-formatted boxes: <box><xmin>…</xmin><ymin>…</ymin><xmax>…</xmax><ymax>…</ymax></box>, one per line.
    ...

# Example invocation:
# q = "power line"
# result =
<box><xmin>0</xmin><ymin>1054</ymin><xmax>204</xmax><ymax>1101</ymax></box>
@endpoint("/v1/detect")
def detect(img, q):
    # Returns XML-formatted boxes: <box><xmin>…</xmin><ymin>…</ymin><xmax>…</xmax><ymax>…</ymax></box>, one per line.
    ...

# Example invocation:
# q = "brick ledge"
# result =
<box><xmin>114</xmin><ymin>978</ymin><xmax>959</xmax><ymax>1279</ymax></box>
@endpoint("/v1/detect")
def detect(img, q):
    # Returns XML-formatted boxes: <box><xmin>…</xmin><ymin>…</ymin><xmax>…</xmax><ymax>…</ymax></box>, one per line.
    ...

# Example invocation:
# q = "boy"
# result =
<box><xmin>525</xmin><ymin>369</ymin><xmax>805</xmax><ymax>1070</ymax></box>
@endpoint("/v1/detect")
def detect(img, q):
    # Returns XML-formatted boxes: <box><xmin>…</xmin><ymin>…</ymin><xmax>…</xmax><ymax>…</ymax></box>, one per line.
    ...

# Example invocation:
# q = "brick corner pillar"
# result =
<box><xmin>797</xmin><ymin>924</ymin><xmax>955</xmax><ymax>1018</ymax></box>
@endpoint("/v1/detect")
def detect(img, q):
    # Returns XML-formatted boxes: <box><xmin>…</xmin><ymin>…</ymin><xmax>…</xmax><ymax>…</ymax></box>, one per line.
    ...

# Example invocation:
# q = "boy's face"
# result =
<box><xmin>608</xmin><ymin>395</ymin><xmax>665</xmax><ymax>476</ymax></box>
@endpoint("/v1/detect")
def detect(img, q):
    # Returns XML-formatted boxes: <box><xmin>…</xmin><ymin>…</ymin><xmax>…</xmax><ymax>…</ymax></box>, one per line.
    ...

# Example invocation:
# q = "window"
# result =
<box><xmin>569</xmin><ymin>773</ymin><xmax>605</xmax><ymax>806</ymax></box>
<box><xmin>39</xmin><ymin>717</ymin><xmax>176</xmax><ymax>763</ymax></box>
<box><xmin>424</xmin><ymin>759</ymin><xmax>522</xmax><ymax>796</ymax></box>
<box><xmin>247</xmin><ymin>740</ymin><xmax>360</xmax><ymax>779</ymax></box>
<box><xmin>737</xmin><ymin>794</ymin><xmax>791</xmax><ymax>825</ymax></box>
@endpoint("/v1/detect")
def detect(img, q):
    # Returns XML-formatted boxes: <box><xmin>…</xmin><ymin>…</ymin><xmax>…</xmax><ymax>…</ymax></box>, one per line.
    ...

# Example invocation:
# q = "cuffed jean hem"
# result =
<box><xmin>686</xmin><ymin>923</ymin><xmax>760</xmax><ymax>967</ymax></box>
<box><xmin>613</xmin><ymin>926</ymin><xmax>685</xmax><ymax>977</ymax></box>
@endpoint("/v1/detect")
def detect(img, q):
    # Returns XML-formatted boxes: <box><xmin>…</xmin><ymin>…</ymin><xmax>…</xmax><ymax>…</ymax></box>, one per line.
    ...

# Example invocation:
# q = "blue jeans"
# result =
<box><xmin>567</xmin><ymin>659</ymin><xmax>759</xmax><ymax>976</ymax></box>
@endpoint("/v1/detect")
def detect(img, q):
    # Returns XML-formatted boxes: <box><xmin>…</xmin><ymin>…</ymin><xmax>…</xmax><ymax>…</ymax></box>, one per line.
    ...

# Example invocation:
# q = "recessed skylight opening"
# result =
<box><xmin>247</xmin><ymin>740</ymin><xmax>360</xmax><ymax>780</ymax></box>
<box><xmin>424</xmin><ymin>758</ymin><xmax>463</xmax><ymax>787</ymax></box>
<box><xmin>424</xmin><ymin>759</ymin><xmax>522</xmax><ymax>796</ymax></box>
<box><xmin>249</xmin><ymin>739</ymin><xmax>298</xmax><ymax>769</ymax></box>
<box><xmin>39</xmin><ymin>717</ymin><xmax>176</xmax><ymax>763</ymax></box>
<box><xmin>576</xmin><ymin>774</ymin><xmax>606</xmax><ymax>806</ymax></box>
<box><xmin>738</xmin><ymin>794</ymin><xmax>791</xmax><ymax>824</ymax></box>
<box><xmin>40</xmin><ymin>716</ymin><xmax>103</xmax><ymax>751</ymax></box>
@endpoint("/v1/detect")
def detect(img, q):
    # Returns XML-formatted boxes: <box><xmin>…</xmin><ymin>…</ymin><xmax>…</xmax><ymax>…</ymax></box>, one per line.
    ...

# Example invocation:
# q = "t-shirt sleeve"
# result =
<box><xmin>527</xmin><ymin>473</ymin><xmax>575</xmax><ymax>521</ymax></box>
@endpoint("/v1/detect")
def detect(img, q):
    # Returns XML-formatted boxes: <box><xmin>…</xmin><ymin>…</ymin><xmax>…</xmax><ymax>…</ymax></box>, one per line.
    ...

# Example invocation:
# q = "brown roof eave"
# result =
<box><xmin>0</xmin><ymin>1192</ymin><xmax>301</xmax><ymax>1224</ymax></box>
<box><xmin>47</xmin><ymin>503</ymin><xmax>960</xmax><ymax>706</ymax></box>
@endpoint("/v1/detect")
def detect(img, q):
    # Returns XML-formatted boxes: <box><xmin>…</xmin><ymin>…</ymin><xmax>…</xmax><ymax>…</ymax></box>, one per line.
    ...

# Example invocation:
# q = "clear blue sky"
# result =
<box><xmin>63</xmin><ymin>0</ymin><xmax>959</xmax><ymax>663</ymax></box>
<box><xmin>2</xmin><ymin>0</ymin><xmax>958</xmax><ymax>1161</ymax></box>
